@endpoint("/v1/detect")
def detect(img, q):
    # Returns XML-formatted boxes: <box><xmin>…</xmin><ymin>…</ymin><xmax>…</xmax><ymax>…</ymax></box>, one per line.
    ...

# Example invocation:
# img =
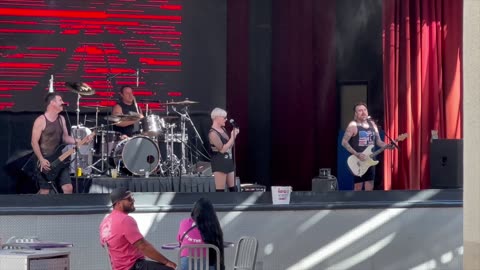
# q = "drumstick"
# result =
<box><xmin>133</xmin><ymin>95</ymin><xmax>140</xmax><ymax>114</ymax></box>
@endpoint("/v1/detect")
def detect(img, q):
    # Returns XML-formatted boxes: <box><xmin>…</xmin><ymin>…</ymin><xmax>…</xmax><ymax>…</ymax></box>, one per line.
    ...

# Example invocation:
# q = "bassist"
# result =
<box><xmin>31</xmin><ymin>93</ymin><xmax>92</xmax><ymax>194</ymax></box>
<box><xmin>341</xmin><ymin>102</ymin><xmax>392</xmax><ymax>191</ymax></box>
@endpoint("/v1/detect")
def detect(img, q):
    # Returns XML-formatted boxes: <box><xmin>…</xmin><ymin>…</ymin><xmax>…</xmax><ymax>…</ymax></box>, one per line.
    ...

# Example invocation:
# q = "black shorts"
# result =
<box><xmin>353</xmin><ymin>166</ymin><xmax>375</xmax><ymax>183</ymax></box>
<box><xmin>210</xmin><ymin>152</ymin><xmax>234</xmax><ymax>173</ymax></box>
<box><xmin>35</xmin><ymin>166</ymin><xmax>71</xmax><ymax>189</ymax></box>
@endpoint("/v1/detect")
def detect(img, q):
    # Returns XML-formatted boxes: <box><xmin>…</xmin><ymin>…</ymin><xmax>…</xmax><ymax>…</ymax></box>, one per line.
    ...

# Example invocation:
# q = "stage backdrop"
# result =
<box><xmin>0</xmin><ymin>0</ymin><xmax>226</xmax><ymax>112</ymax></box>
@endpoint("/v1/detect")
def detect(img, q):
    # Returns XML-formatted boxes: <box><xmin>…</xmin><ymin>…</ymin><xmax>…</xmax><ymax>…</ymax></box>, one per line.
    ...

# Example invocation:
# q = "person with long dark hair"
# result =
<box><xmin>177</xmin><ymin>198</ymin><xmax>225</xmax><ymax>270</ymax></box>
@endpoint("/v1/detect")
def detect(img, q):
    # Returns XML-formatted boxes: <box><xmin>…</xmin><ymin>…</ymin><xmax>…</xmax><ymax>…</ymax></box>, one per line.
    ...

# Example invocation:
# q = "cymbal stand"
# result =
<box><xmin>166</xmin><ymin>122</ymin><xmax>179</xmax><ymax>176</ymax></box>
<box><xmin>172</xmin><ymin>106</ymin><xmax>209</xmax><ymax>171</ymax></box>
<box><xmin>74</xmin><ymin>93</ymin><xmax>82</xmax><ymax>192</ymax></box>
<box><xmin>172</xmin><ymin>107</ymin><xmax>189</xmax><ymax>175</ymax></box>
<box><xmin>88</xmin><ymin>125</ymin><xmax>107</xmax><ymax>174</ymax></box>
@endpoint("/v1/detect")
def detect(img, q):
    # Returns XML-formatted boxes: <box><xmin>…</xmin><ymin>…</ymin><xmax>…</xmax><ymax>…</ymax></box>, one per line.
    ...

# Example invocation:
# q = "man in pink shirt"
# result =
<box><xmin>99</xmin><ymin>187</ymin><xmax>176</xmax><ymax>270</ymax></box>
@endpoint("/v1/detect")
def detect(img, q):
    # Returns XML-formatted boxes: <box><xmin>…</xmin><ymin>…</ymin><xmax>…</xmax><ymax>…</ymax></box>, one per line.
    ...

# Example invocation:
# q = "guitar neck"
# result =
<box><xmin>370</xmin><ymin>145</ymin><xmax>388</xmax><ymax>159</ymax></box>
<box><xmin>56</xmin><ymin>134</ymin><xmax>93</xmax><ymax>162</ymax></box>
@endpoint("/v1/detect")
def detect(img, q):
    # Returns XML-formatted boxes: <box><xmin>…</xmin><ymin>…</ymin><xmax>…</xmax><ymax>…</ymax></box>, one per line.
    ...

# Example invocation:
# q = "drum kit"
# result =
<box><xmin>64</xmin><ymin>82</ymin><xmax>204</xmax><ymax>178</ymax></box>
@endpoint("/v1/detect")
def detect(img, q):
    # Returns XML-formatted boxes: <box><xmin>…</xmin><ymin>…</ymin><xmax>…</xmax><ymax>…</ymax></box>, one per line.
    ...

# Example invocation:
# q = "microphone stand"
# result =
<box><xmin>63</xmin><ymin>105</ymin><xmax>80</xmax><ymax>193</ymax></box>
<box><xmin>231</xmin><ymin>126</ymin><xmax>238</xmax><ymax>192</ymax></box>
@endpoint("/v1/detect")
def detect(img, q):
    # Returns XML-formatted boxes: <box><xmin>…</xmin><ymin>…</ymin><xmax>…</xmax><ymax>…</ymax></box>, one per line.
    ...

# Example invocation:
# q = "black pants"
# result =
<box><xmin>130</xmin><ymin>259</ymin><xmax>174</xmax><ymax>270</ymax></box>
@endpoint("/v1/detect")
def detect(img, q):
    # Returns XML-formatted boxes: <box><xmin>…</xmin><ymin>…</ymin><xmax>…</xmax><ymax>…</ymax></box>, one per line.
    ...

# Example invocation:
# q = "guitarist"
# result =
<box><xmin>31</xmin><ymin>92</ymin><xmax>93</xmax><ymax>195</ymax></box>
<box><xmin>341</xmin><ymin>102</ymin><xmax>392</xmax><ymax>191</ymax></box>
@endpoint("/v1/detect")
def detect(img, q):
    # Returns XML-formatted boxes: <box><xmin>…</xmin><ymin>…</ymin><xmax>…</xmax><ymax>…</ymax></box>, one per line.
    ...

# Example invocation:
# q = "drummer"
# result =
<box><xmin>112</xmin><ymin>85</ymin><xmax>144</xmax><ymax>139</ymax></box>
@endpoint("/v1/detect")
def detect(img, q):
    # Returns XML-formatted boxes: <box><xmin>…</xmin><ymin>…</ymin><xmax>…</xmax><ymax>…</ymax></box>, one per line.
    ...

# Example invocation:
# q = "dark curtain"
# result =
<box><xmin>270</xmin><ymin>1</ymin><xmax>337</xmax><ymax>190</ymax></box>
<box><xmin>382</xmin><ymin>0</ymin><xmax>463</xmax><ymax>189</ymax></box>
<box><xmin>227</xmin><ymin>0</ymin><xmax>337</xmax><ymax>190</ymax></box>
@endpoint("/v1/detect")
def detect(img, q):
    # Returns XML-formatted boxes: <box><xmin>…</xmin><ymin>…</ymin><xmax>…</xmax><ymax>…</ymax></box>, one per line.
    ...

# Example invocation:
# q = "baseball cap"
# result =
<box><xmin>110</xmin><ymin>187</ymin><xmax>132</xmax><ymax>205</ymax></box>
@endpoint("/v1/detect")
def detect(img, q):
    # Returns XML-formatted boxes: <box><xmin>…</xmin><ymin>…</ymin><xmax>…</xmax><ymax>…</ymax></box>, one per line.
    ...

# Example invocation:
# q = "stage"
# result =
<box><xmin>73</xmin><ymin>175</ymin><xmax>216</xmax><ymax>194</ymax></box>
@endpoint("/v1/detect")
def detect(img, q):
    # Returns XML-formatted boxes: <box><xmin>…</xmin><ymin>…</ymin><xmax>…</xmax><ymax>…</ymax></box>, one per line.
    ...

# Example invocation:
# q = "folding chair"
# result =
<box><xmin>232</xmin><ymin>236</ymin><xmax>258</xmax><ymax>270</ymax></box>
<box><xmin>178</xmin><ymin>243</ymin><xmax>220</xmax><ymax>270</ymax></box>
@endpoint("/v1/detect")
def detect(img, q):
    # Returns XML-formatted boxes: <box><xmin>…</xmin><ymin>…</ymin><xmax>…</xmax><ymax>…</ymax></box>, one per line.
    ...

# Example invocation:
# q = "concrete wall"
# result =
<box><xmin>0</xmin><ymin>206</ymin><xmax>462</xmax><ymax>270</ymax></box>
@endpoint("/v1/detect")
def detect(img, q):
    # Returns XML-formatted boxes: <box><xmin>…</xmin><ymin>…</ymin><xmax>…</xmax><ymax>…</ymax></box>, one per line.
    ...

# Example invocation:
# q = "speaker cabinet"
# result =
<box><xmin>312</xmin><ymin>176</ymin><xmax>338</xmax><ymax>192</ymax></box>
<box><xmin>430</xmin><ymin>139</ymin><xmax>463</xmax><ymax>188</ymax></box>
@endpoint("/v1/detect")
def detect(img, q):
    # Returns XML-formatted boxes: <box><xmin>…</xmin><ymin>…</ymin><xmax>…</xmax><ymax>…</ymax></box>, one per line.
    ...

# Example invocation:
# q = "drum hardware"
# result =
<box><xmin>65</xmin><ymin>81</ymin><xmax>96</xmax><ymax>191</ymax></box>
<box><xmin>87</xmin><ymin>127</ymin><xmax>119</xmax><ymax>174</ymax></box>
<box><xmin>171</xmin><ymin>104</ymin><xmax>207</xmax><ymax>175</ymax></box>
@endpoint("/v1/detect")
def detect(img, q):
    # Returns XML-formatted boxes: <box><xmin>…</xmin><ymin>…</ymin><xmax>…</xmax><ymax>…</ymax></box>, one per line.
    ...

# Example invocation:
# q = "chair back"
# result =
<box><xmin>102</xmin><ymin>243</ymin><xmax>113</xmax><ymax>270</ymax></box>
<box><xmin>178</xmin><ymin>243</ymin><xmax>220</xmax><ymax>270</ymax></box>
<box><xmin>233</xmin><ymin>236</ymin><xmax>258</xmax><ymax>270</ymax></box>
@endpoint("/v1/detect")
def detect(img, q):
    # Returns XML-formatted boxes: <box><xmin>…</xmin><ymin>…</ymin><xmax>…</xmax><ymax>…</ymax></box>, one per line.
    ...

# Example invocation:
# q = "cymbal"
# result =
<box><xmin>105</xmin><ymin>114</ymin><xmax>142</xmax><ymax>122</ymax></box>
<box><xmin>104</xmin><ymin>115</ymin><xmax>120</xmax><ymax>122</ymax></box>
<box><xmin>65</xmin><ymin>82</ymin><xmax>96</xmax><ymax>96</ymax></box>
<box><xmin>163</xmin><ymin>99</ymin><xmax>199</xmax><ymax>105</ymax></box>
<box><xmin>82</xmin><ymin>105</ymin><xmax>110</xmax><ymax>110</ymax></box>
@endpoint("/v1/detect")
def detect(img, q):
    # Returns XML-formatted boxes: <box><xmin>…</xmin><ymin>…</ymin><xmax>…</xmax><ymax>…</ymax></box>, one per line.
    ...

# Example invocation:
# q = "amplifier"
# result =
<box><xmin>240</xmin><ymin>183</ymin><xmax>266</xmax><ymax>192</ymax></box>
<box><xmin>312</xmin><ymin>176</ymin><xmax>338</xmax><ymax>192</ymax></box>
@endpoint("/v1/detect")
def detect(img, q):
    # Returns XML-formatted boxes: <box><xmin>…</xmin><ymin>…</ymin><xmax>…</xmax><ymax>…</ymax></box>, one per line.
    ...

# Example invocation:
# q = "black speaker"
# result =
<box><xmin>312</xmin><ymin>176</ymin><xmax>338</xmax><ymax>192</ymax></box>
<box><xmin>430</xmin><ymin>139</ymin><xmax>463</xmax><ymax>188</ymax></box>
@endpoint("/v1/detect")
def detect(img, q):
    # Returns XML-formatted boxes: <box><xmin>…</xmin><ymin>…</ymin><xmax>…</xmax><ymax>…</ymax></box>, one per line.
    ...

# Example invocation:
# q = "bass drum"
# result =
<box><xmin>113</xmin><ymin>136</ymin><xmax>161</xmax><ymax>175</ymax></box>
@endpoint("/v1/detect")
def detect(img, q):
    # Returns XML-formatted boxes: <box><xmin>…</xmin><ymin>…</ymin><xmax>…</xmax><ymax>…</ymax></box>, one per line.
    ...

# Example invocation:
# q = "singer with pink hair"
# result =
<box><xmin>208</xmin><ymin>107</ymin><xmax>239</xmax><ymax>192</ymax></box>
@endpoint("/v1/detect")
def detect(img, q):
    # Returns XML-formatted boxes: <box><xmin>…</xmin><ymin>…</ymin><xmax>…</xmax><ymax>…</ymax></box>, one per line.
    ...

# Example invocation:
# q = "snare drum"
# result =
<box><xmin>142</xmin><ymin>115</ymin><xmax>165</xmax><ymax>136</ymax></box>
<box><xmin>112</xmin><ymin>136</ymin><xmax>161</xmax><ymax>175</ymax></box>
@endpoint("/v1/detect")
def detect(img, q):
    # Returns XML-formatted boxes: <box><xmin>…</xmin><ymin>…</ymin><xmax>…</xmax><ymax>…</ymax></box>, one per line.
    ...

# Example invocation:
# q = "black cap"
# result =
<box><xmin>110</xmin><ymin>187</ymin><xmax>132</xmax><ymax>205</ymax></box>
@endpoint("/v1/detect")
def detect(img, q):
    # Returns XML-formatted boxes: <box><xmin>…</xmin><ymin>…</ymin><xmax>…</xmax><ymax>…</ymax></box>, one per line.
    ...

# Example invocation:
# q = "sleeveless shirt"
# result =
<box><xmin>39</xmin><ymin>115</ymin><xmax>63</xmax><ymax>157</ymax></box>
<box><xmin>113</xmin><ymin>102</ymin><xmax>138</xmax><ymax>137</ymax></box>
<box><xmin>349</xmin><ymin>121</ymin><xmax>376</xmax><ymax>153</ymax></box>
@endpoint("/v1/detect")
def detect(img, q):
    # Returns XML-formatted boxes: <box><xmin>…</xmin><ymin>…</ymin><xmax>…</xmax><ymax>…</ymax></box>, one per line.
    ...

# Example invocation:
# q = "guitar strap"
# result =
<box><xmin>180</xmin><ymin>224</ymin><xmax>198</xmax><ymax>242</ymax></box>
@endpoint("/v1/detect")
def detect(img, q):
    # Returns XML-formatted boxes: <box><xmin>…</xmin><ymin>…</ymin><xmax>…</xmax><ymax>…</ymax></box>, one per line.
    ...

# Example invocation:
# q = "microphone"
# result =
<box><xmin>61</xmin><ymin>103</ymin><xmax>69</xmax><ymax>107</ymax></box>
<box><xmin>229</xmin><ymin>119</ymin><xmax>238</xmax><ymax>128</ymax></box>
<box><xmin>136</xmin><ymin>68</ymin><xmax>139</xmax><ymax>87</ymax></box>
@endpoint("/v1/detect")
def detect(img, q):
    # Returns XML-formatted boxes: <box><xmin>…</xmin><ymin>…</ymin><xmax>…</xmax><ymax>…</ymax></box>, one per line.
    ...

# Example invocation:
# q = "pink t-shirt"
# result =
<box><xmin>177</xmin><ymin>217</ymin><xmax>205</xmax><ymax>257</ymax></box>
<box><xmin>99</xmin><ymin>210</ymin><xmax>144</xmax><ymax>270</ymax></box>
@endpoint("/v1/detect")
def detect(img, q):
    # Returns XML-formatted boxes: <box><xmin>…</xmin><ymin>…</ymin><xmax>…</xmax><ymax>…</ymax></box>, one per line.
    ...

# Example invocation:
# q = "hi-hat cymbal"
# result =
<box><xmin>162</xmin><ymin>99</ymin><xmax>199</xmax><ymax>105</ymax></box>
<box><xmin>65</xmin><ymin>82</ymin><xmax>96</xmax><ymax>95</ymax></box>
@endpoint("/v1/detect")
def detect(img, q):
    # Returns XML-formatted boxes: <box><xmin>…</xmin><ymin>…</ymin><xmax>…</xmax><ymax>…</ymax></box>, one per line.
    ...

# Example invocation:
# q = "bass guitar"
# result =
<box><xmin>38</xmin><ymin>132</ymin><xmax>94</xmax><ymax>182</ymax></box>
<box><xmin>347</xmin><ymin>133</ymin><xmax>408</xmax><ymax>177</ymax></box>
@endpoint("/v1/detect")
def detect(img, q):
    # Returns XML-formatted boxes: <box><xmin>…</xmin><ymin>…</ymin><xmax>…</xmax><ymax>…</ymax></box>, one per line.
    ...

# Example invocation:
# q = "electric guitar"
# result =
<box><xmin>38</xmin><ymin>132</ymin><xmax>95</xmax><ymax>182</ymax></box>
<box><xmin>347</xmin><ymin>133</ymin><xmax>408</xmax><ymax>177</ymax></box>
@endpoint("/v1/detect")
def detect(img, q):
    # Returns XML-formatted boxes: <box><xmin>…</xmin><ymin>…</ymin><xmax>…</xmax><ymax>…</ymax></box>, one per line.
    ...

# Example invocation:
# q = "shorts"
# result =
<box><xmin>353</xmin><ymin>166</ymin><xmax>375</xmax><ymax>183</ymax></box>
<box><xmin>210</xmin><ymin>152</ymin><xmax>234</xmax><ymax>174</ymax></box>
<box><xmin>35</xmin><ymin>166</ymin><xmax>71</xmax><ymax>189</ymax></box>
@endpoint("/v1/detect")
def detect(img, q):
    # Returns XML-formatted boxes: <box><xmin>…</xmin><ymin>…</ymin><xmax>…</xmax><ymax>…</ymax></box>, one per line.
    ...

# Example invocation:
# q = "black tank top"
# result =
<box><xmin>349</xmin><ymin>121</ymin><xmax>376</xmax><ymax>153</ymax></box>
<box><xmin>209</xmin><ymin>128</ymin><xmax>229</xmax><ymax>152</ymax></box>
<box><xmin>112</xmin><ymin>102</ymin><xmax>138</xmax><ymax>136</ymax></box>
<box><xmin>39</xmin><ymin>115</ymin><xmax>63</xmax><ymax>157</ymax></box>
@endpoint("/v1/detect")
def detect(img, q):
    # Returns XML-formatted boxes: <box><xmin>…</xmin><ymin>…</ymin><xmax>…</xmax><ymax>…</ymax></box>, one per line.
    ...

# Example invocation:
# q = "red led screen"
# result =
<box><xmin>0</xmin><ymin>0</ymin><xmax>226</xmax><ymax>112</ymax></box>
